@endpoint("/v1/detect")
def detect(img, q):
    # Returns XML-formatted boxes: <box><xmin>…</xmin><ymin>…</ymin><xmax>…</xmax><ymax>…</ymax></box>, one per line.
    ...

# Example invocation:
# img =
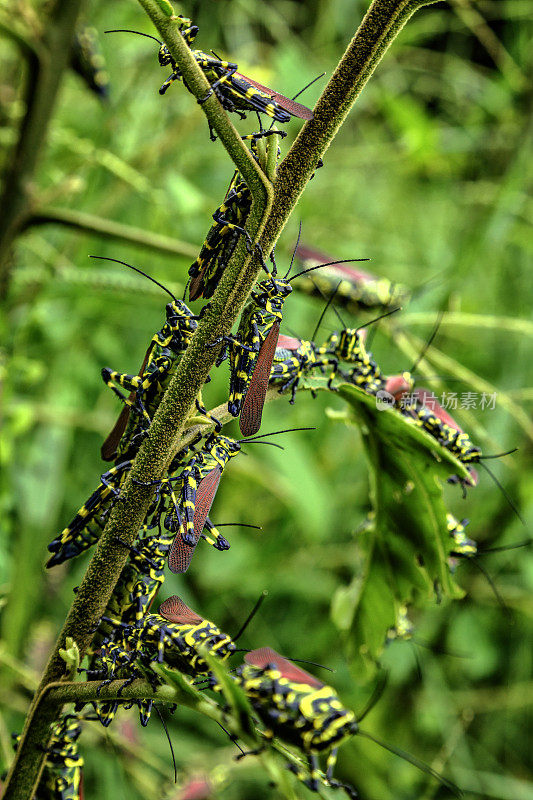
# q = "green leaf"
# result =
<box><xmin>58</xmin><ymin>637</ymin><xmax>80</xmax><ymax>679</ymax></box>
<box><xmin>304</xmin><ymin>378</ymin><xmax>467</xmax><ymax>667</ymax></box>
<box><xmin>152</xmin><ymin>663</ymin><xmax>204</xmax><ymax>704</ymax></box>
<box><xmin>198</xmin><ymin>646</ymin><xmax>258</xmax><ymax>744</ymax></box>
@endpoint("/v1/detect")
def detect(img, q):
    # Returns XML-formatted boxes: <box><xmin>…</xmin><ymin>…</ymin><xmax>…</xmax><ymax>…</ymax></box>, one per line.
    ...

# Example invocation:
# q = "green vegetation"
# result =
<box><xmin>1</xmin><ymin>1</ymin><xmax>531</xmax><ymax>798</ymax></box>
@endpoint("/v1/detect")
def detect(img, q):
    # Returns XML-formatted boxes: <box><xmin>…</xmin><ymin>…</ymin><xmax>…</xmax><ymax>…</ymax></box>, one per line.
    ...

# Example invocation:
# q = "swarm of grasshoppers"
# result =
<box><xmin>36</xmin><ymin>10</ymin><xmax>527</xmax><ymax>800</ymax></box>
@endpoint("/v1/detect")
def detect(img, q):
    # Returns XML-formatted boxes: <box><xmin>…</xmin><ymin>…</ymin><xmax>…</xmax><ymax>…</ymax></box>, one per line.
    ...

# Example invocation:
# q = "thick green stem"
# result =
<box><xmin>25</xmin><ymin>206</ymin><xmax>199</xmax><ymax>259</ymax></box>
<box><xmin>5</xmin><ymin>676</ymin><xmax>249</xmax><ymax>793</ymax></box>
<box><xmin>0</xmin><ymin>0</ymin><xmax>85</xmax><ymax>290</ymax></box>
<box><xmin>37</xmin><ymin>679</ymin><xmax>222</xmax><ymax>720</ymax></box>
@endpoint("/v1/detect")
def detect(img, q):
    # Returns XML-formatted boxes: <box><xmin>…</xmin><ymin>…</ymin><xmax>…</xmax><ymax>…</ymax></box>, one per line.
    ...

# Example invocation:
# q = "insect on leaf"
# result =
<box><xmin>300</xmin><ymin>378</ymin><xmax>467</xmax><ymax>669</ymax></box>
<box><xmin>245</xmin><ymin>648</ymin><xmax>324</xmax><ymax>688</ymax></box>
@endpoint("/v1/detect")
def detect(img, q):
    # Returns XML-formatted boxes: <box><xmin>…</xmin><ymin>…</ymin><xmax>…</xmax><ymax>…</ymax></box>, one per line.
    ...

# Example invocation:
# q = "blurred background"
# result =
<box><xmin>1</xmin><ymin>0</ymin><xmax>532</xmax><ymax>798</ymax></box>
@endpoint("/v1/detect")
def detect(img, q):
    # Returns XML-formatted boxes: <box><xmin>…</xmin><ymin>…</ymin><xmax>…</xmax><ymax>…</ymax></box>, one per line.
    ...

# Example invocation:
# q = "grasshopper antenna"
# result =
<box><xmin>478</xmin><ymin>447</ymin><xmax>518</xmax><ymax>460</ymax></box>
<box><xmin>214</xmin><ymin>720</ymin><xmax>246</xmax><ymax>755</ymax></box>
<box><xmin>154</xmin><ymin>705</ymin><xmax>177</xmax><ymax>783</ymax></box>
<box><xmin>284</xmin><ymin>222</ymin><xmax>303</xmax><ymax>278</ymax></box>
<box><xmin>216</xmin><ymin>522</ymin><xmax>262</xmax><ymax>530</ymax></box>
<box><xmin>478</xmin><ymin>461</ymin><xmax>524</xmax><ymax>525</ymax></box>
<box><xmin>311</xmin><ymin>281</ymin><xmax>342</xmax><ymax>342</ymax></box>
<box><xmin>233</xmin><ymin>591</ymin><xmax>268</xmax><ymax>642</ymax></box>
<box><xmin>291</xmin><ymin>72</ymin><xmax>326</xmax><ymax>101</ymax></box>
<box><xmin>242</xmin><ymin>441</ymin><xmax>285</xmax><ymax>451</ymax></box>
<box><xmin>239</xmin><ymin>426</ymin><xmax>315</xmax><ymax>443</ymax></box>
<box><xmin>466</xmin><ymin>556</ymin><xmax>511</xmax><ymax>618</ymax></box>
<box><xmin>357</xmin><ymin>671</ymin><xmax>389</xmax><ymax>723</ymax></box>
<box><xmin>355</xmin><ymin>306</ymin><xmax>402</xmax><ymax>333</ymax></box>
<box><xmin>289</xmin><ymin>258</ymin><xmax>370</xmax><ymax>284</ymax></box>
<box><xmin>89</xmin><ymin>256</ymin><xmax>178</xmax><ymax>303</ymax></box>
<box><xmin>479</xmin><ymin>538</ymin><xmax>532</xmax><ymax>554</ymax></box>
<box><xmin>407</xmin><ymin>310</ymin><xmax>444</xmax><ymax>374</ymax></box>
<box><xmin>309</xmin><ymin>276</ymin><xmax>348</xmax><ymax>329</ymax></box>
<box><xmin>105</xmin><ymin>29</ymin><xmax>162</xmax><ymax>45</ymax></box>
<box><xmin>357</xmin><ymin>730</ymin><xmax>462</xmax><ymax>797</ymax></box>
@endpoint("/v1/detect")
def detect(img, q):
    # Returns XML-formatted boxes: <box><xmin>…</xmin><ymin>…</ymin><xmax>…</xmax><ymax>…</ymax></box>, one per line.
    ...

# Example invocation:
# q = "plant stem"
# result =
<box><xmin>42</xmin><ymin>679</ymin><xmax>218</xmax><ymax>718</ymax></box>
<box><xmin>0</xmin><ymin>18</ymin><xmax>40</xmax><ymax>58</ymax></box>
<box><xmin>401</xmin><ymin>311</ymin><xmax>533</xmax><ymax>338</ymax></box>
<box><xmin>0</xmin><ymin>0</ymin><xmax>85</xmax><ymax>291</ymax></box>
<box><xmin>4</xmin><ymin>676</ymin><xmax>246</xmax><ymax>793</ymax></box>
<box><xmin>25</xmin><ymin>206</ymin><xmax>199</xmax><ymax>259</ymax></box>
<box><xmin>260</xmin><ymin>0</ymin><xmax>440</xmax><ymax>255</ymax></box>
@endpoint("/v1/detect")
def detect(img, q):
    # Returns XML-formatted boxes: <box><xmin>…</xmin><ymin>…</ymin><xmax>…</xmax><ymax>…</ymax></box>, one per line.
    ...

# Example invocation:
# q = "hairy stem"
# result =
<box><xmin>136</xmin><ymin>0</ymin><xmax>271</xmax><ymax>202</ymax></box>
<box><xmin>36</xmin><ymin>679</ymin><xmax>222</xmax><ymax>721</ymax></box>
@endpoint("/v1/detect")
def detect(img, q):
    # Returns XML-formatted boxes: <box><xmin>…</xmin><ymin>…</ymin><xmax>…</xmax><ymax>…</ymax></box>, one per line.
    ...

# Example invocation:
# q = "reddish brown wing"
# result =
<box><xmin>245</xmin><ymin>647</ymin><xmax>324</xmax><ymax>688</ymax></box>
<box><xmin>159</xmin><ymin>595</ymin><xmax>204</xmax><ymax>625</ymax></box>
<box><xmin>385</xmin><ymin>374</ymin><xmax>412</xmax><ymax>403</ymax></box>
<box><xmin>168</xmin><ymin>467</ymin><xmax>222</xmax><ymax>573</ymax></box>
<box><xmin>101</xmin><ymin>405</ymin><xmax>132</xmax><ymax>461</ymax></box>
<box><xmin>234</xmin><ymin>72</ymin><xmax>314</xmax><ymax>120</ymax></box>
<box><xmin>414</xmin><ymin>388</ymin><xmax>463</xmax><ymax>431</ymax></box>
<box><xmin>168</xmin><ymin>533</ymin><xmax>199</xmax><ymax>574</ymax></box>
<box><xmin>240</xmin><ymin>320</ymin><xmax>280</xmax><ymax>438</ymax></box>
<box><xmin>276</xmin><ymin>334</ymin><xmax>301</xmax><ymax>351</ymax></box>
<box><xmin>189</xmin><ymin>262</ymin><xmax>210</xmax><ymax>302</ymax></box>
<box><xmin>101</xmin><ymin>344</ymin><xmax>153</xmax><ymax>461</ymax></box>
<box><xmin>194</xmin><ymin>466</ymin><xmax>222</xmax><ymax>537</ymax></box>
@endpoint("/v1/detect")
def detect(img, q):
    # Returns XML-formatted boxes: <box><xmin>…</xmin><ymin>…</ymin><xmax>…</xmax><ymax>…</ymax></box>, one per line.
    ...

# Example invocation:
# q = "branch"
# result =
<box><xmin>43</xmin><ymin>678</ymin><xmax>216</xmax><ymax>716</ymax></box>
<box><xmin>0</xmin><ymin>0</ymin><xmax>85</xmax><ymax>288</ymax></box>
<box><xmin>48</xmin><ymin>675</ymin><xmax>307</xmax><ymax>799</ymax></box>
<box><xmin>179</xmin><ymin>386</ymin><xmax>285</xmax><ymax>450</ymax></box>
<box><xmin>8</xmin><ymin>674</ymin><xmax>248</xmax><ymax>794</ymax></box>
<box><xmin>0</xmin><ymin>18</ymin><xmax>41</xmax><ymax>59</ymax></box>
<box><xmin>401</xmin><ymin>311</ymin><xmax>533</xmax><ymax>339</ymax></box>
<box><xmin>25</xmin><ymin>206</ymin><xmax>199</xmax><ymax>259</ymax></box>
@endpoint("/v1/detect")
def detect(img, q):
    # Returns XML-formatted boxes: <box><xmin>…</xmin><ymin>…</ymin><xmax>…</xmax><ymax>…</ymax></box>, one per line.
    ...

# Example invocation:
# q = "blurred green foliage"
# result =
<box><xmin>1</xmin><ymin>0</ymin><xmax>532</xmax><ymax>798</ymax></box>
